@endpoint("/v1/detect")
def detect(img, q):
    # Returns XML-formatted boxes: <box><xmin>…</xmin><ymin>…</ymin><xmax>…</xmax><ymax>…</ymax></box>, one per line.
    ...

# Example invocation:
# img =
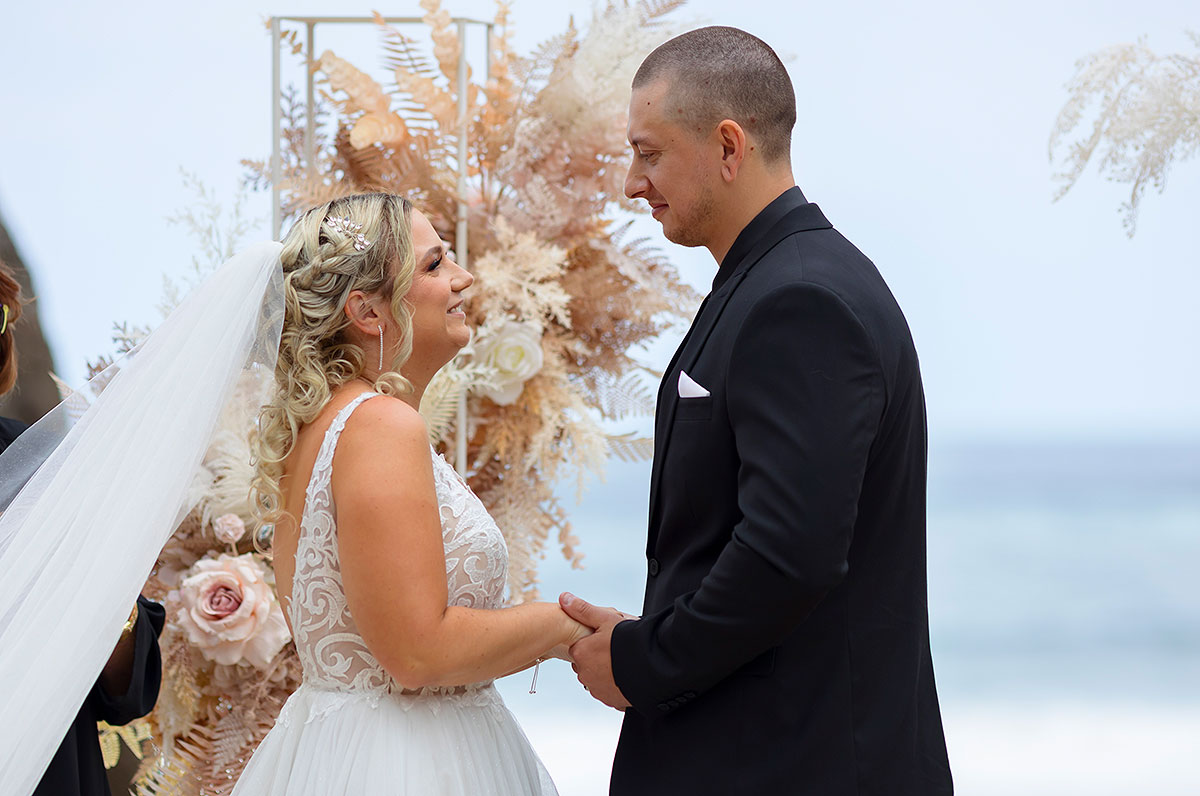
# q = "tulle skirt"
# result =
<box><xmin>233</xmin><ymin>682</ymin><xmax>558</xmax><ymax>795</ymax></box>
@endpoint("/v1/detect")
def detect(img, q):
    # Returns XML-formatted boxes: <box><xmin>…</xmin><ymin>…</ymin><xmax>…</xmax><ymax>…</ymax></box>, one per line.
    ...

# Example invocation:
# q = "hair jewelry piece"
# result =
<box><xmin>377</xmin><ymin>325</ymin><xmax>384</xmax><ymax>372</ymax></box>
<box><xmin>1</xmin><ymin>304</ymin><xmax>8</xmax><ymax>335</ymax></box>
<box><xmin>325</xmin><ymin>216</ymin><xmax>371</xmax><ymax>252</ymax></box>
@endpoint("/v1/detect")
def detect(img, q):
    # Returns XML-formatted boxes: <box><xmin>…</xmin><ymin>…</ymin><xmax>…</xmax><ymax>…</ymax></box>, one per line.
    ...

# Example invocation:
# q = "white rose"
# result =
<box><xmin>474</xmin><ymin>321</ymin><xmax>545</xmax><ymax>406</ymax></box>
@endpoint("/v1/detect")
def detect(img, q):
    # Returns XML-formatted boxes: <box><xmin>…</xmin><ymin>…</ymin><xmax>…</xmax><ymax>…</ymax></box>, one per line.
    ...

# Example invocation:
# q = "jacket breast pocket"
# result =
<box><xmin>674</xmin><ymin>396</ymin><xmax>713</xmax><ymax>422</ymax></box>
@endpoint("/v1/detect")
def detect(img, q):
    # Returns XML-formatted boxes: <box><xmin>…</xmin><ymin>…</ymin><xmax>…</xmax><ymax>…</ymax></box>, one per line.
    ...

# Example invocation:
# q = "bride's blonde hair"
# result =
<box><xmin>250</xmin><ymin>192</ymin><xmax>416</xmax><ymax>531</ymax></box>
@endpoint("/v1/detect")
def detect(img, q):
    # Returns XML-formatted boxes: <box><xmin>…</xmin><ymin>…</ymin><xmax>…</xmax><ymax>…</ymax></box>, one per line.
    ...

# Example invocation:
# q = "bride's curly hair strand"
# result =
<box><xmin>249</xmin><ymin>193</ymin><xmax>416</xmax><ymax>541</ymax></box>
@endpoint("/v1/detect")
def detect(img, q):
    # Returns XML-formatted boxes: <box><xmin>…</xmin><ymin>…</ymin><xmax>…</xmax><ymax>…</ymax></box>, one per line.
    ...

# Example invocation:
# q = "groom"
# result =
<box><xmin>560</xmin><ymin>26</ymin><xmax>953</xmax><ymax>795</ymax></box>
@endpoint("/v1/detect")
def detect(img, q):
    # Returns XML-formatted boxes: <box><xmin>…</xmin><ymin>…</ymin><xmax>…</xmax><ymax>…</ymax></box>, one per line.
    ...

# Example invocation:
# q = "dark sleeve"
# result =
<box><xmin>89</xmin><ymin>596</ymin><xmax>165</xmax><ymax>726</ymax></box>
<box><xmin>0</xmin><ymin>416</ymin><xmax>30</xmax><ymax>453</ymax></box>
<box><xmin>611</xmin><ymin>282</ymin><xmax>885</xmax><ymax>715</ymax></box>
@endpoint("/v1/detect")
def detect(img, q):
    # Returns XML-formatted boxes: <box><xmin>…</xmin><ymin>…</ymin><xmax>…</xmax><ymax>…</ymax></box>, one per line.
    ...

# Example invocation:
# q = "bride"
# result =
<box><xmin>0</xmin><ymin>191</ymin><xmax>584</xmax><ymax>796</ymax></box>
<box><xmin>233</xmin><ymin>192</ymin><xmax>586</xmax><ymax>794</ymax></box>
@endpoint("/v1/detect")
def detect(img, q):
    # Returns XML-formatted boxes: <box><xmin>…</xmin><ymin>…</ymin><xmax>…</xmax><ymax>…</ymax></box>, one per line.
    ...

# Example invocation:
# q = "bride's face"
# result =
<box><xmin>402</xmin><ymin>209</ymin><xmax>473</xmax><ymax>373</ymax></box>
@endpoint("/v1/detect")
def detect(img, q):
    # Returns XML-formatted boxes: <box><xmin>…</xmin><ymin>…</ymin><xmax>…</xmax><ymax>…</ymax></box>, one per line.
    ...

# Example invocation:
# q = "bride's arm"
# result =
<box><xmin>496</xmin><ymin>641</ymin><xmax>576</xmax><ymax>680</ymax></box>
<box><xmin>332</xmin><ymin>396</ymin><xmax>588</xmax><ymax>689</ymax></box>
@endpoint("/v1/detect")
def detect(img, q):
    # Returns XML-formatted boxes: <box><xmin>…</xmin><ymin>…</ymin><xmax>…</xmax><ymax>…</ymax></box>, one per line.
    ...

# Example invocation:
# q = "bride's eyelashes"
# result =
<box><xmin>427</xmin><ymin>245</ymin><xmax>453</xmax><ymax>273</ymax></box>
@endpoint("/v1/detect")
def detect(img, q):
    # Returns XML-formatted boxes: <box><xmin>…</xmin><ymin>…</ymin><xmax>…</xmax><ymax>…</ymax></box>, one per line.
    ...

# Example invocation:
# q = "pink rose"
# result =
<box><xmin>206</xmin><ymin>585</ymin><xmax>241</xmax><ymax>617</ymax></box>
<box><xmin>169</xmin><ymin>553</ymin><xmax>290</xmax><ymax>669</ymax></box>
<box><xmin>213</xmin><ymin>513</ymin><xmax>246</xmax><ymax>546</ymax></box>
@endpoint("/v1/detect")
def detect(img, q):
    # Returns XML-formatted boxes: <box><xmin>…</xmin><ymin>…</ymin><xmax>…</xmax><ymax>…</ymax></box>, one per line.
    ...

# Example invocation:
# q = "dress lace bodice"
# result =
<box><xmin>288</xmin><ymin>392</ymin><xmax>508</xmax><ymax>699</ymax></box>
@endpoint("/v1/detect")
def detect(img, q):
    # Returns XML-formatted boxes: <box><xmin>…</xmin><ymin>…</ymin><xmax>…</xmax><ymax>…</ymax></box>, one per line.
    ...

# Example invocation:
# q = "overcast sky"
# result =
<box><xmin>0</xmin><ymin>0</ymin><xmax>1196</xmax><ymax>441</ymax></box>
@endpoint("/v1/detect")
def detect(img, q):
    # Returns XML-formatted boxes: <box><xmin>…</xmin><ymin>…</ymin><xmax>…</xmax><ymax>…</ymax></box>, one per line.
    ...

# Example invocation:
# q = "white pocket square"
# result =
<box><xmin>677</xmin><ymin>370</ymin><xmax>711</xmax><ymax>398</ymax></box>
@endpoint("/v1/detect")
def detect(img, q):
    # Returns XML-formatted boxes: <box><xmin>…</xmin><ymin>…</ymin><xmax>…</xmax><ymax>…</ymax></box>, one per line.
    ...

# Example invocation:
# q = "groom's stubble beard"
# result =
<box><xmin>661</xmin><ymin>175</ymin><xmax>718</xmax><ymax>249</ymax></box>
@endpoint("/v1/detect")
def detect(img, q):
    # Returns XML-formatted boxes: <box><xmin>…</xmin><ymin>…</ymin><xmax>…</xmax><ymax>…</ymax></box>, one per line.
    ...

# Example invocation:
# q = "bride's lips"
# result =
<box><xmin>446</xmin><ymin>300</ymin><xmax>465</xmax><ymax>318</ymax></box>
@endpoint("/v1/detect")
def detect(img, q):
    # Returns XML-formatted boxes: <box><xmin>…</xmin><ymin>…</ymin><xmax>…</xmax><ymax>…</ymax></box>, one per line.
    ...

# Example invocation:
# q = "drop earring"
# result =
<box><xmin>377</xmin><ymin>325</ymin><xmax>384</xmax><ymax>372</ymax></box>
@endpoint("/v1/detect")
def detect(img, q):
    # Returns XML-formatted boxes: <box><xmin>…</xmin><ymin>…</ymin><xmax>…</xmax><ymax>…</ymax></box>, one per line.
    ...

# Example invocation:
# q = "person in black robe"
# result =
<box><xmin>1</xmin><ymin>261</ymin><xmax>164</xmax><ymax>796</ymax></box>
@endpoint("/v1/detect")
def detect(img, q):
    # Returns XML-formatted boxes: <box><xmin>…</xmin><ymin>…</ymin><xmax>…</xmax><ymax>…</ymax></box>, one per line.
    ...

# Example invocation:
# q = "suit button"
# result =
<box><xmin>657</xmin><ymin>702</ymin><xmax>670</xmax><ymax>713</ymax></box>
<box><xmin>648</xmin><ymin>558</ymin><xmax>660</xmax><ymax>576</ymax></box>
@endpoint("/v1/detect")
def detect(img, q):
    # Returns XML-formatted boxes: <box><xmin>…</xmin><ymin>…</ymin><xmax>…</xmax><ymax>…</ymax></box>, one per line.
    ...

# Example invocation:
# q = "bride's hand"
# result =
<box><xmin>550</xmin><ymin>609</ymin><xmax>594</xmax><ymax>660</ymax></box>
<box><xmin>545</xmin><ymin>642</ymin><xmax>575</xmax><ymax>662</ymax></box>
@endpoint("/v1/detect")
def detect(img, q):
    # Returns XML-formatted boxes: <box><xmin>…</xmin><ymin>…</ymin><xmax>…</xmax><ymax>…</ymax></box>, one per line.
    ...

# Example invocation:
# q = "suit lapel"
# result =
<box><xmin>646</xmin><ymin>202</ymin><xmax>832</xmax><ymax>552</ymax></box>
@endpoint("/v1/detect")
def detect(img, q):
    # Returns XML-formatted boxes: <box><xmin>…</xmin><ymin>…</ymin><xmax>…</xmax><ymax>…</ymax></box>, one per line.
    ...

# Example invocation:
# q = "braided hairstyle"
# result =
<box><xmin>0</xmin><ymin>258</ymin><xmax>24</xmax><ymax>396</ymax></box>
<box><xmin>250</xmin><ymin>193</ymin><xmax>416</xmax><ymax>531</ymax></box>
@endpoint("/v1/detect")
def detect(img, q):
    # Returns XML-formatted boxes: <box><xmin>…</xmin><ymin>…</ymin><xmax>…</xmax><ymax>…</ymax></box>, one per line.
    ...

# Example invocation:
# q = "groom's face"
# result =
<box><xmin>625</xmin><ymin>78</ymin><xmax>718</xmax><ymax>248</ymax></box>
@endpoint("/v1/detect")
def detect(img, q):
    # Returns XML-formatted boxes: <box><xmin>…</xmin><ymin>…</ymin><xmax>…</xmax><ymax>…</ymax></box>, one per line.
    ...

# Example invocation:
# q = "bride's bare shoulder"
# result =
<box><xmin>337</xmin><ymin>392</ymin><xmax>429</xmax><ymax>460</ymax></box>
<box><xmin>332</xmin><ymin>392</ymin><xmax>436</xmax><ymax>505</ymax></box>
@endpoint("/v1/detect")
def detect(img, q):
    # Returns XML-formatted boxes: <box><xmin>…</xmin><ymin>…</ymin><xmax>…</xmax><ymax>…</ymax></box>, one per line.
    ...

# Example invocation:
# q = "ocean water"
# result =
<box><xmin>495</xmin><ymin>440</ymin><xmax>1200</xmax><ymax>795</ymax></box>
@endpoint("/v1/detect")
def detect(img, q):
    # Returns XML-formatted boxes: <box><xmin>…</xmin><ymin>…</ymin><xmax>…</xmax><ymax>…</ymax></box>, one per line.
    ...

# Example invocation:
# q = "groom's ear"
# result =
<box><xmin>716</xmin><ymin>119</ymin><xmax>748</xmax><ymax>183</ymax></box>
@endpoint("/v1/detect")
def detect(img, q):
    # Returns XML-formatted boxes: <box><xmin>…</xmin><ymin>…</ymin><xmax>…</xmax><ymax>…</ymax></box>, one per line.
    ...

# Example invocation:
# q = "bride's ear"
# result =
<box><xmin>344</xmin><ymin>290</ymin><xmax>386</xmax><ymax>334</ymax></box>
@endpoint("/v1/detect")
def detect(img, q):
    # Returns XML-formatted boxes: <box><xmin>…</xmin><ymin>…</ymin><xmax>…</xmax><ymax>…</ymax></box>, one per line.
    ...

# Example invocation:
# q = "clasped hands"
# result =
<box><xmin>557</xmin><ymin>592</ymin><xmax>636</xmax><ymax>711</ymax></box>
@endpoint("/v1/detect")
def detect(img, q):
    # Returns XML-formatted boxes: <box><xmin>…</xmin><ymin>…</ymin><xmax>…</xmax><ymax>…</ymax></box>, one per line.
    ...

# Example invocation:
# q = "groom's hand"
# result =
<box><xmin>560</xmin><ymin>592</ymin><xmax>634</xmax><ymax>711</ymax></box>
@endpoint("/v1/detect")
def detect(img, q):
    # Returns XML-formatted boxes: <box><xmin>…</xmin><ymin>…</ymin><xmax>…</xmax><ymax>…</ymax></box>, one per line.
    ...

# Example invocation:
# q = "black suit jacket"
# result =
<box><xmin>609</xmin><ymin>188</ymin><xmax>952</xmax><ymax>795</ymax></box>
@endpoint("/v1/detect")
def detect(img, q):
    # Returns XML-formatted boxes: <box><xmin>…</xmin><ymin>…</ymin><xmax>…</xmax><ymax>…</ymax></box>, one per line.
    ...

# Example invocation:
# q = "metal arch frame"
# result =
<box><xmin>268</xmin><ymin>15</ymin><xmax>492</xmax><ymax>474</ymax></box>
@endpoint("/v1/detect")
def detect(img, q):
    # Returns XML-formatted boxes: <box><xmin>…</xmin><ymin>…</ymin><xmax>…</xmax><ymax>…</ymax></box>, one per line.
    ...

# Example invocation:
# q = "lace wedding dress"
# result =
<box><xmin>233</xmin><ymin>392</ymin><xmax>558</xmax><ymax>795</ymax></box>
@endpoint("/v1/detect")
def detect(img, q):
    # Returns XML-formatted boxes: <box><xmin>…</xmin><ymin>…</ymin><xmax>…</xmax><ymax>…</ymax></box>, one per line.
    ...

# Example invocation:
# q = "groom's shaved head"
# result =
<box><xmin>634</xmin><ymin>26</ymin><xmax>796</xmax><ymax>163</ymax></box>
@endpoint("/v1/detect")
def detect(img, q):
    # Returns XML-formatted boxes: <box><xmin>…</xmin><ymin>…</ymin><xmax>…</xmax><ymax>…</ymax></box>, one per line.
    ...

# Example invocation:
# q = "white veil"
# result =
<box><xmin>0</xmin><ymin>242</ymin><xmax>284</xmax><ymax>796</ymax></box>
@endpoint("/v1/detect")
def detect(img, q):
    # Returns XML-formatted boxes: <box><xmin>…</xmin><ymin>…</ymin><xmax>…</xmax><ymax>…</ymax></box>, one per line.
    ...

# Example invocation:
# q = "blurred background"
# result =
<box><xmin>1</xmin><ymin>1</ymin><xmax>1196</xmax><ymax>793</ymax></box>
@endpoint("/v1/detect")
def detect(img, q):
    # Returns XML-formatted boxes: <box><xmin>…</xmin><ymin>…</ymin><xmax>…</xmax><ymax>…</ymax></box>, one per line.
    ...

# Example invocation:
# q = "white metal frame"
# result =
<box><xmin>268</xmin><ymin>15</ymin><xmax>492</xmax><ymax>473</ymax></box>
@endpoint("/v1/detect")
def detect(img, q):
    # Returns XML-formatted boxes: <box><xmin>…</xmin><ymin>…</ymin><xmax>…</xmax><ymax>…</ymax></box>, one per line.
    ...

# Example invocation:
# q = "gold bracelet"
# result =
<box><xmin>121</xmin><ymin>603</ymin><xmax>139</xmax><ymax>637</ymax></box>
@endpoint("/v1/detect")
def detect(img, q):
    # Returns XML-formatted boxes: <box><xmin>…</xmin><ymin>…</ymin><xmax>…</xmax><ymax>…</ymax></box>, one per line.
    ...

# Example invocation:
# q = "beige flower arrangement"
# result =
<box><xmin>253</xmin><ymin>0</ymin><xmax>696</xmax><ymax>601</ymax></box>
